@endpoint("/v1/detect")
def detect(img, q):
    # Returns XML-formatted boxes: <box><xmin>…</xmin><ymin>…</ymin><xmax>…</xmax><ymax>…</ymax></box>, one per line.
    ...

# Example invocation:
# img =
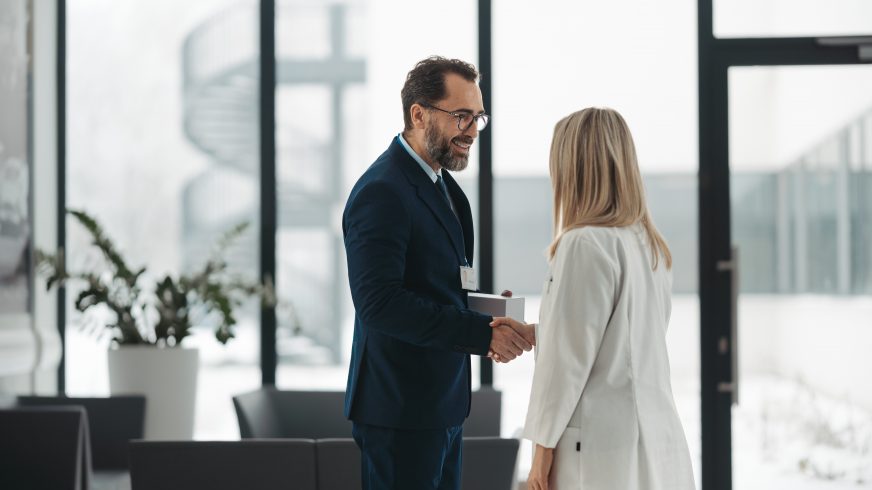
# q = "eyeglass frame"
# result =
<box><xmin>421</xmin><ymin>103</ymin><xmax>490</xmax><ymax>131</ymax></box>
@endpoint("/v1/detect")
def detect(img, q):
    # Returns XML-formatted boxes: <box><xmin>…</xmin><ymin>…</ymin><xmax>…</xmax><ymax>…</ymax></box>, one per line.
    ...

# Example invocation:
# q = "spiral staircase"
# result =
<box><xmin>181</xmin><ymin>2</ymin><xmax>365</xmax><ymax>362</ymax></box>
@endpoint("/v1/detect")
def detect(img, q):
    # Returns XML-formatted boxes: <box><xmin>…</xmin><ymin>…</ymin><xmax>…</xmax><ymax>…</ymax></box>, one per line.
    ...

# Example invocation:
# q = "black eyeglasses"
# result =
<box><xmin>423</xmin><ymin>104</ymin><xmax>490</xmax><ymax>131</ymax></box>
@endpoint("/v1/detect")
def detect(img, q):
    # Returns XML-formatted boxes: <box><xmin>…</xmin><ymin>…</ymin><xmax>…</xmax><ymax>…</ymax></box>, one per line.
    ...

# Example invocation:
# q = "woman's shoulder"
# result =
<box><xmin>557</xmin><ymin>226</ymin><xmax>621</xmax><ymax>265</ymax></box>
<box><xmin>561</xmin><ymin>226</ymin><xmax>621</xmax><ymax>251</ymax></box>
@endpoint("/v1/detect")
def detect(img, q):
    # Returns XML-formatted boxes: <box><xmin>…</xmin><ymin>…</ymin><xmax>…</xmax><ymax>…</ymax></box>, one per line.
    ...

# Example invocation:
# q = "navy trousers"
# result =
<box><xmin>352</xmin><ymin>422</ymin><xmax>464</xmax><ymax>490</ymax></box>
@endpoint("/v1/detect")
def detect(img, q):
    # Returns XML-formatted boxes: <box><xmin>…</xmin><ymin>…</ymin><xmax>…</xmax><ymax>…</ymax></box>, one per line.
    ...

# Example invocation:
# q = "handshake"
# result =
<box><xmin>488</xmin><ymin>316</ymin><xmax>536</xmax><ymax>363</ymax></box>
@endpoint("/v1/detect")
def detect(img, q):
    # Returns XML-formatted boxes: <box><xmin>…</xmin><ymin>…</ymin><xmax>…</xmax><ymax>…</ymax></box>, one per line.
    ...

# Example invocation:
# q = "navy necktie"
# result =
<box><xmin>436</xmin><ymin>174</ymin><xmax>468</xmax><ymax>265</ymax></box>
<box><xmin>435</xmin><ymin>175</ymin><xmax>452</xmax><ymax>205</ymax></box>
<box><xmin>436</xmin><ymin>174</ymin><xmax>460</xmax><ymax>223</ymax></box>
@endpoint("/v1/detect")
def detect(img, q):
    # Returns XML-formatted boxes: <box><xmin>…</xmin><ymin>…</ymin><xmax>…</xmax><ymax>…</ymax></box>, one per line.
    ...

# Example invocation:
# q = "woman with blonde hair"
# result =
<box><xmin>491</xmin><ymin>108</ymin><xmax>695</xmax><ymax>489</ymax></box>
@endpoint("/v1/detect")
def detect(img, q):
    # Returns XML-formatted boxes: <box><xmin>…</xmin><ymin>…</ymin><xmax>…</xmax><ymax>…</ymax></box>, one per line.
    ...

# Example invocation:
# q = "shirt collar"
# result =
<box><xmin>398</xmin><ymin>133</ymin><xmax>441</xmax><ymax>183</ymax></box>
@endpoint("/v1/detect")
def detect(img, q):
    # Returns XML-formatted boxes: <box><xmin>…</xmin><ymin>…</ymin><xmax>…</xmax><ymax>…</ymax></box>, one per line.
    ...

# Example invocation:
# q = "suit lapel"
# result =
<box><xmin>415</xmin><ymin>182</ymin><xmax>467</xmax><ymax>263</ymax></box>
<box><xmin>391</xmin><ymin>140</ymin><xmax>466</xmax><ymax>262</ymax></box>
<box><xmin>442</xmin><ymin>171</ymin><xmax>474</xmax><ymax>265</ymax></box>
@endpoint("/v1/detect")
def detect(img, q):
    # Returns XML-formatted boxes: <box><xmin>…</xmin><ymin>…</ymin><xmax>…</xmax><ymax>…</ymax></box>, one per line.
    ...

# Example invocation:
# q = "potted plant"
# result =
<box><xmin>37</xmin><ymin>209</ymin><xmax>274</xmax><ymax>439</ymax></box>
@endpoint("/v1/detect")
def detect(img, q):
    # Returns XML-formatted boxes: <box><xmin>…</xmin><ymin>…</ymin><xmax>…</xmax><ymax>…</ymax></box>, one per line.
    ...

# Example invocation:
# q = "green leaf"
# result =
<box><xmin>35</xmin><ymin>210</ymin><xmax>277</xmax><ymax>347</ymax></box>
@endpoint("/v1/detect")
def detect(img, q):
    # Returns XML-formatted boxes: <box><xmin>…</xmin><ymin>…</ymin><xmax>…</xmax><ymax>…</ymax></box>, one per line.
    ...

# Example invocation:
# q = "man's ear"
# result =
<box><xmin>410</xmin><ymin>103</ymin><xmax>427</xmax><ymax>129</ymax></box>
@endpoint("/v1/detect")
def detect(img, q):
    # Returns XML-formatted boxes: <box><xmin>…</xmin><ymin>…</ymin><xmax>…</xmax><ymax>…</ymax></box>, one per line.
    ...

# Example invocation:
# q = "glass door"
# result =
<box><xmin>726</xmin><ymin>65</ymin><xmax>872</xmax><ymax>489</ymax></box>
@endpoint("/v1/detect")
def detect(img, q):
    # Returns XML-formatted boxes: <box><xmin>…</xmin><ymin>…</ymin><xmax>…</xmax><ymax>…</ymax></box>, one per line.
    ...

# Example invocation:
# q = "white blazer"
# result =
<box><xmin>523</xmin><ymin>225</ymin><xmax>695</xmax><ymax>490</ymax></box>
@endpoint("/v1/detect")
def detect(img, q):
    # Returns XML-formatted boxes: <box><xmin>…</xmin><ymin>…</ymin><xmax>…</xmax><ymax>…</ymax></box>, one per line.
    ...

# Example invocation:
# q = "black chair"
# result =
<box><xmin>315</xmin><ymin>438</ymin><xmax>362</xmax><ymax>490</ymax></box>
<box><xmin>232</xmin><ymin>387</ymin><xmax>287</xmax><ymax>438</ymax></box>
<box><xmin>234</xmin><ymin>388</ymin><xmax>350</xmax><ymax>439</ymax></box>
<box><xmin>465</xmin><ymin>387</ymin><xmax>502</xmax><ymax>436</ymax></box>
<box><xmin>129</xmin><ymin>440</ymin><xmax>317</xmax><ymax>490</ymax></box>
<box><xmin>312</xmin><ymin>436</ymin><xmax>518</xmax><ymax>490</ymax></box>
<box><xmin>0</xmin><ymin>406</ymin><xmax>92</xmax><ymax>490</ymax></box>
<box><xmin>233</xmin><ymin>388</ymin><xmax>501</xmax><ymax>438</ymax></box>
<box><xmin>17</xmin><ymin>395</ymin><xmax>146</xmax><ymax>471</ymax></box>
<box><xmin>461</xmin><ymin>437</ymin><xmax>521</xmax><ymax>490</ymax></box>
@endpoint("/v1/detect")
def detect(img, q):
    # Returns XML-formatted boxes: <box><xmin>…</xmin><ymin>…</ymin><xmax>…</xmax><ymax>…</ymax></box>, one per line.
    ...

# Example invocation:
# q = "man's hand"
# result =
<box><xmin>488</xmin><ymin>322</ymin><xmax>532</xmax><ymax>362</ymax></box>
<box><xmin>488</xmin><ymin>316</ymin><xmax>536</xmax><ymax>362</ymax></box>
<box><xmin>492</xmin><ymin>316</ymin><xmax>536</xmax><ymax>346</ymax></box>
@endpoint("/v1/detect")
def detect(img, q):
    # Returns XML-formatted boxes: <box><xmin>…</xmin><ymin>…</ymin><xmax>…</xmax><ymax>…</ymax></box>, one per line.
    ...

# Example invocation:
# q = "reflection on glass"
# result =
<box><xmin>730</xmin><ymin>65</ymin><xmax>872</xmax><ymax>488</ymax></box>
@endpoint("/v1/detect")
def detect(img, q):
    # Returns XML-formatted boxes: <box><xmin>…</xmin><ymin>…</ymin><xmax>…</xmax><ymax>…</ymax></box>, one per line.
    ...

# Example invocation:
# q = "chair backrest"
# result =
<box><xmin>17</xmin><ymin>395</ymin><xmax>146</xmax><ymax>470</ymax></box>
<box><xmin>129</xmin><ymin>440</ymin><xmax>317</xmax><ymax>490</ymax></box>
<box><xmin>0</xmin><ymin>407</ymin><xmax>92</xmax><ymax>490</ymax></box>
<box><xmin>315</xmin><ymin>438</ymin><xmax>362</xmax><ymax>490</ymax></box>
<box><xmin>271</xmin><ymin>390</ymin><xmax>351</xmax><ymax>439</ymax></box>
<box><xmin>465</xmin><ymin>388</ymin><xmax>502</xmax><ymax>437</ymax></box>
<box><xmin>235</xmin><ymin>388</ymin><xmax>499</xmax><ymax>439</ymax></box>
<box><xmin>234</xmin><ymin>389</ymin><xmax>351</xmax><ymax>439</ymax></box>
<box><xmin>461</xmin><ymin>437</ymin><xmax>520</xmax><ymax>490</ymax></box>
<box><xmin>233</xmin><ymin>388</ymin><xmax>283</xmax><ymax>438</ymax></box>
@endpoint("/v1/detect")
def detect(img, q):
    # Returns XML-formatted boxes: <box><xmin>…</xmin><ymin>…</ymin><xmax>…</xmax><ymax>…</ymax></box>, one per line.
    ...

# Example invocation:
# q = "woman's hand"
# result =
<box><xmin>527</xmin><ymin>443</ymin><xmax>554</xmax><ymax>490</ymax></box>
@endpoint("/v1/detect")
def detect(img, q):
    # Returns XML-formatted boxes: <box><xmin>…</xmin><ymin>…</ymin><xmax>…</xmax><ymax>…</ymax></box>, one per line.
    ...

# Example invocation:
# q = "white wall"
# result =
<box><xmin>31</xmin><ymin>0</ymin><xmax>61</xmax><ymax>393</ymax></box>
<box><xmin>0</xmin><ymin>0</ymin><xmax>37</xmax><ymax>388</ymax></box>
<box><xmin>0</xmin><ymin>0</ymin><xmax>60</xmax><ymax>394</ymax></box>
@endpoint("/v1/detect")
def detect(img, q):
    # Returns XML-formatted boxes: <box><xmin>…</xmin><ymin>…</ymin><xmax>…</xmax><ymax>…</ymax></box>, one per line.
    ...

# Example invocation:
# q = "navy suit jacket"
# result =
<box><xmin>343</xmin><ymin>137</ymin><xmax>493</xmax><ymax>430</ymax></box>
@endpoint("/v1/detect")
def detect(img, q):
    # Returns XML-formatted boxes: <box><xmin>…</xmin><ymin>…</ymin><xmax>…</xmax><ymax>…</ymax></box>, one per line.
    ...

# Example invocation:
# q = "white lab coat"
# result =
<box><xmin>523</xmin><ymin>225</ymin><xmax>695</xmax><ymax>490</ymax></box>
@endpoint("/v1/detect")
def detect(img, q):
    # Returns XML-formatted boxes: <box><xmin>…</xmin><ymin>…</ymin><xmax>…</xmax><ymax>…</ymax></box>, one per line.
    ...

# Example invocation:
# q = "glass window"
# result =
<box><xmin>729</xmin><ymin>65</ymin><xmax>872</xmax><ymax>488</ymax></box>
<box><xmin>714</xmin><ymin>0</ymin><xmax>872</xmax><ymax>38</ymax></box>
<box><xmin>274</xmin><ymin>0</ymin><xmax>481</xmax><ymax>391</ymax></box>
<box><xmin>493</xmin><ymin>0</ymin><xmax>700</xmax><ymax>482</ymax></box>
<box><xmin>66</xmin><ymin>0</ymin><xmax>260</xmax><ymax>439</ymax></box>
<box><xmin>729</xmin><ymin>65</ymin><xmax>872</xmax><ymax>296</ymax></box>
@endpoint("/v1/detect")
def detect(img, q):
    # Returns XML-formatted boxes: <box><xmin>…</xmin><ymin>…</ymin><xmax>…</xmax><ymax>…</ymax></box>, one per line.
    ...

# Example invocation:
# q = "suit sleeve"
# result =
<box><xmin>522</xmin><ymin>233</ymin><xmax>617</xmax><ymax>448</ymax></box>
<box><xmin>344</xmin><ymin>181</ymin><xmax>493</xmax><ymax>354</ymax></box>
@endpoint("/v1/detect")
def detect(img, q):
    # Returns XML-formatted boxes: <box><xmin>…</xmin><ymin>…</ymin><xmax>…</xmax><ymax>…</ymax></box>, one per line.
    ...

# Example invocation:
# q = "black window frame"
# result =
<box><xmin>697</xmin><ymin>1</ymin><xmax>872</xmax><ymax>489</ymax></box>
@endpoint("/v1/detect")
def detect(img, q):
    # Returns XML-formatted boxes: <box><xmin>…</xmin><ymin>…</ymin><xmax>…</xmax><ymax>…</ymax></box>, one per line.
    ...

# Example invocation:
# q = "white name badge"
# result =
<box><xmin>460</xmin><ymin>266</ymin><xmax>478</xmax><ymax>291</ymax></box>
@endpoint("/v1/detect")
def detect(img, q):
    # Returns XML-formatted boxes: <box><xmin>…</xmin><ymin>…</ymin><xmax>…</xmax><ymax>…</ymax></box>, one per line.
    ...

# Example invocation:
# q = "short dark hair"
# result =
<box><xmin>400</xmin><ymin>56</ymin><xmax>479</xmax><ymax>130</ymax></box>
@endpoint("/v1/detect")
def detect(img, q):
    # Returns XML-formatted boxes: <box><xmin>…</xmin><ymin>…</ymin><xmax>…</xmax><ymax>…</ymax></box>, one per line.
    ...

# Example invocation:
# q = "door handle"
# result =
<box><xmin>715</xmin><ymin>246</ymin><xmax>739</xmax><ymax>406</ymax></box>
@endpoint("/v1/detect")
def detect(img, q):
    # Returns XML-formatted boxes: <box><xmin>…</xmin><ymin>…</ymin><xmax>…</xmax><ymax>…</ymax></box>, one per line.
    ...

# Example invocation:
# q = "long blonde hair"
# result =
<box><xmin>548</xmin><ymin>107</ymin><xmax>672</xmax><ymax>269</ymax></box>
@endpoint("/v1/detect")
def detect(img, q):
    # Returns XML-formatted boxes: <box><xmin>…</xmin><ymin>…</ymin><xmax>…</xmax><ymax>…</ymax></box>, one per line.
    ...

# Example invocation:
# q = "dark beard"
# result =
<box><xmin>425</xmin><ymin>124</ymin><xmax>470</xmax><ymax>172</ymax></box>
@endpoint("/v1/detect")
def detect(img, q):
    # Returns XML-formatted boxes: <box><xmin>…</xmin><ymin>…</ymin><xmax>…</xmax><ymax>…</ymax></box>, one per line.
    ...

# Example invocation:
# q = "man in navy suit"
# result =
<box><xmin>343</xmin><ymin>57</ymin><xmax>535</xmax><ymax>489</ymax></box>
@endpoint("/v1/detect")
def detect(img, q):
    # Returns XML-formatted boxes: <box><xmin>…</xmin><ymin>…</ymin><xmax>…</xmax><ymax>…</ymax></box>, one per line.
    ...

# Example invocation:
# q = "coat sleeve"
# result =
<box><xmin>522</xmin><ymin>232</ymin><xmax>617</xmax><ymax>448</ymax></box>
<box><xmin>343</xmin><ymin>180</ymin><xmax>493</xmax><ymax>354</ymax></box>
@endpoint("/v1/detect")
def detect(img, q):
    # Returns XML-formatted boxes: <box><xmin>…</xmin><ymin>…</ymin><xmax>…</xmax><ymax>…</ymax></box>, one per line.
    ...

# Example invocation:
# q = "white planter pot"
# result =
<box><xmin>108</xmin><ymin>346</ymin><xmax>199</xmax><ymax>440</ymax></box>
